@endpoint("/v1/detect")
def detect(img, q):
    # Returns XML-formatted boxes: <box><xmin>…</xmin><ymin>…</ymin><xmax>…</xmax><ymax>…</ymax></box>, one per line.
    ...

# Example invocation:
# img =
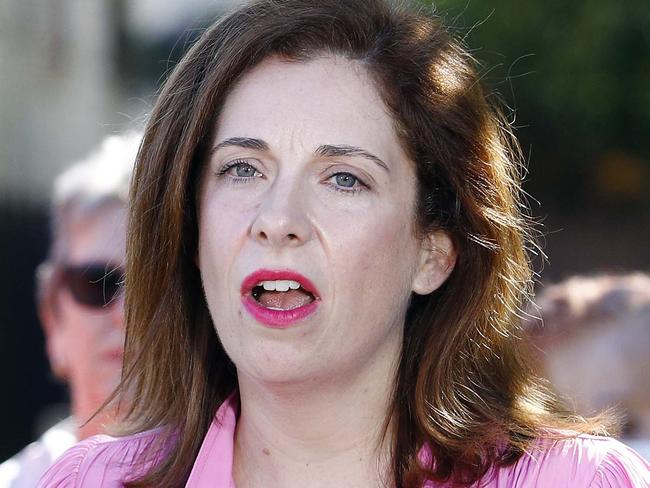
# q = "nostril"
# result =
<box><xmin>287</xmin><ymin>233</ymin><xmax>298</xmax><ymax>240</ymax></box>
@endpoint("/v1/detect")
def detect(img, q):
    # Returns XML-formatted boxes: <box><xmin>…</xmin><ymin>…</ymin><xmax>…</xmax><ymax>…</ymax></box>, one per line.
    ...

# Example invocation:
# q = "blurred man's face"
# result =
<box><xmin>45</xmin><ymin>204</ymin><xmax>127</xmax><ymax>414</ymax></box>
<box><xmin>543</xmin><ymin>313</ymin><xmax>650</xmax><ymax>440</ymax></box>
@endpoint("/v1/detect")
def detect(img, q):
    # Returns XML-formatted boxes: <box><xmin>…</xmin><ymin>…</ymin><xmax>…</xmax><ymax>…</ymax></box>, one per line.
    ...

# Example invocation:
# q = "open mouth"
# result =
<box><xmin>250</xmin><ymin>279</ymin><xmax>316</xmax><ymax>310</ymax></box>
<box><xmin>241</xmin><ymin>270</ymin><xmax>320</xmax><ymax>327</ymax></box>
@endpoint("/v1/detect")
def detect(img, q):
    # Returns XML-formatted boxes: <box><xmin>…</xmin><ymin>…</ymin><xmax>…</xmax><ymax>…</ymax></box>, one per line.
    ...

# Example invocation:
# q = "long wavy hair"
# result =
<box><xmin>118</xmin><ymin>1</ymin><xmax>610</xmax><ymax>486</ymax></box>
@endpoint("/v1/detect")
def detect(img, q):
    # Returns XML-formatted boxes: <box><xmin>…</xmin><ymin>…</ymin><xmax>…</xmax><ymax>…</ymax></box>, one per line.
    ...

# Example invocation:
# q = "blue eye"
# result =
<box><xmin>334</xmin><ymin>173</ymin><xmax>357</xmax><ymax>188</ymax></box>
<box><xmin>326</xmin><ymin>171</ymin><xmax>368</xmax><ymax>195</ymax></box>
<box><xmin>234</xmin><ymin>163</ymin><xmax>257</xmax><ymax>178</ymax></box>
<box><xmin>218</xmin><ymin>160</ymin><xmax>262</xmax><ymax>180</ymax></box>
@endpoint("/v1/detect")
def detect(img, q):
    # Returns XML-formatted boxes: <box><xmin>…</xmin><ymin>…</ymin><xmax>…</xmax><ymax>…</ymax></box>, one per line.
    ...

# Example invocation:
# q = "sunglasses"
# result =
<box><xmin>57</xmin><ymin>263</ymin><xmax>125</xmax><ymax>308</ymax></box>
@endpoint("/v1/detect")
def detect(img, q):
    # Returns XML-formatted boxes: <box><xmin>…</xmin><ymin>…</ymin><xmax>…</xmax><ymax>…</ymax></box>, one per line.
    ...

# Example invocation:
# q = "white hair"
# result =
<box><xmin>47</xmin><ymin>131</ymin><xmax>142</xmax><ymax>263</ymax></box>
<box><xmin>53</xmin><ymin>132</ymin><xmax>142</xmax><ymax>213</ymax></box>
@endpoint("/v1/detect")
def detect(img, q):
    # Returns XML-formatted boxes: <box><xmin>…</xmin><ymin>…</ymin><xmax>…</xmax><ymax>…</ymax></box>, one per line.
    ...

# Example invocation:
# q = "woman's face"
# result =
<box><xmin>198</xmin><ymin>55</ymin><xmax>452</xmax><ymax>384</ymax></box>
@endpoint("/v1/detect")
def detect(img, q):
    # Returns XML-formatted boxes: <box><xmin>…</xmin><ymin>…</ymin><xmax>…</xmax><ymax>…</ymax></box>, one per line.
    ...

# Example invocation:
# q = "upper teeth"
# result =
<box><xmin>257</xmin><ymin>280</ymin><xmax>302</xmax><ymax>292</ymax></box>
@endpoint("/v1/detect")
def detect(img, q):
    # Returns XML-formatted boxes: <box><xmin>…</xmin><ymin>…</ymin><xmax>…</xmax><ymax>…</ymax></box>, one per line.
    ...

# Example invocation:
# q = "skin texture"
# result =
<box><xmin>41</xmin><ymin>204</ymin><xmax>126</xmax><ymax>439</ymax></box>
<box><xmin>197</xmin><ymin>55</ymin><xmax>455</xmax><ymax>488</ymax></box>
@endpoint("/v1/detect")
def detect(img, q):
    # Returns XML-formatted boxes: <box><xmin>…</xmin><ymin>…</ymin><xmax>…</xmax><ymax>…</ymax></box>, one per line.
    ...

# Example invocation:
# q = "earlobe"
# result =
<box><xmin>412</xmin><ymin>230</ymin><xmax>456</xmax><ymax>295</ymax></box>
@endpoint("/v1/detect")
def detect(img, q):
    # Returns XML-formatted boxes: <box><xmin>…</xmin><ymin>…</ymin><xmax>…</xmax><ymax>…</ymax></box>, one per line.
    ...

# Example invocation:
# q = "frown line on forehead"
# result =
<box><xmin>211</xmin><ymin>137</ymin><xmax>390</xmax><ymax>172</ymax></box>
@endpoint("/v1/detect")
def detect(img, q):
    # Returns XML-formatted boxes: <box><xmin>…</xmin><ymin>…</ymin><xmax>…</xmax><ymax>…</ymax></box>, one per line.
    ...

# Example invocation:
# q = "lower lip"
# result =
<box><xmin>241</xmin><ymin>295</ymin><xmax>319</xmax><ymax>328</ymax></box>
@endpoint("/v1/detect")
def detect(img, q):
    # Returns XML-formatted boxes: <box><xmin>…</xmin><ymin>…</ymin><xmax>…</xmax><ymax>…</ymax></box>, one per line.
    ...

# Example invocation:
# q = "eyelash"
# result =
<box><xmin>216</xmin><ymin>160</ymin><xmax>369</xmax><ymax>194</ymax></box>
<box><xmin>216</xmin><ymin>159</ymin><xmax>263</xmax><ymax>183</ymax></box>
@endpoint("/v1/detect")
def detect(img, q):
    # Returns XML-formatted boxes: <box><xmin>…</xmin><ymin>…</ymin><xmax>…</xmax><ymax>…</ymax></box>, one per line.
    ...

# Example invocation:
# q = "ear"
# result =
<box><xmin>38</xmin><ymin>287</ymin><xmax>69</xmax><ymax>380</ymax></box>
<box><xmin>411</xmin><ymin>230</ymin><xmax>456</xmax><ymax>295</ymax></box>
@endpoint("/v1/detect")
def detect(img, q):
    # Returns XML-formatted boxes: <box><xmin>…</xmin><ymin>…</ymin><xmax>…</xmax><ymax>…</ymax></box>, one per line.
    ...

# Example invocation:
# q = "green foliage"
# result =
<box><xmin>422</xmin><ymin>0</ymin><xmax>650</xmax><ymax>209</ymax></box>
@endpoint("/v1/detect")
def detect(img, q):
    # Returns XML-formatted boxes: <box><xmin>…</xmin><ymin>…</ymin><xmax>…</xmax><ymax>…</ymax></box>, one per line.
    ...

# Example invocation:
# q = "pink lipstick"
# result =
<box><xmin>240</xmin><ymin>269</ymin><xmax>320</xmax><ymax>328</ymax></box>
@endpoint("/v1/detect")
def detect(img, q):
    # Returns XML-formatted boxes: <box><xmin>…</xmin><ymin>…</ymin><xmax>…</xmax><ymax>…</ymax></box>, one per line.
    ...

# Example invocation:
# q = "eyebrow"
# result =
<box><xmin>211</xmin><ymin>137</ymin><xmax>269</xmax><ymax>153</ymax></box>
<box><xmin>315</xmin><ymin>144</ymin><xmax>390</xmax><ymax>172</ymax></box>
<box><xmin>210</xmin><ymin>138</ymin><xmax>390</xmax><ymax>173</ymax></box>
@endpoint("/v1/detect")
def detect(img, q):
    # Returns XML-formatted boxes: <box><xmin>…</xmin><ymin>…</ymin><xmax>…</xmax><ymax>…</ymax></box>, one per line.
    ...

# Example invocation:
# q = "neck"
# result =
<box><xmin>233</xmin><ymin>339</ymin><xmax>400</xmax><ymax>488</ymax></box>
<box><xmin>71</xmin><ymin>389</ymin><xmax>117</xmax><ymax>440</ymax></box>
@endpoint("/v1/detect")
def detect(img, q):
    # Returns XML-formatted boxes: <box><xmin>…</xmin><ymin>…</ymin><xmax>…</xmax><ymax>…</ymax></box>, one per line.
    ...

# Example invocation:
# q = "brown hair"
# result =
<box><xmin>119</xmin><ymin>1</ymin><xmax>608</xmax><ymax>486</ymax></box>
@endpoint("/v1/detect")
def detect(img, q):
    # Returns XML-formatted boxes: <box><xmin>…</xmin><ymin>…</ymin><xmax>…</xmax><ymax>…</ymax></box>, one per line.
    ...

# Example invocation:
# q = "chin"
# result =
<box><xmin>235</xmin><ymin>342</ymin><xmax>327</xmax><ymax>386</ymax></box>
<box><xmin>241</xmin><ymin>363</ymin><xmax>321</xmax><ymax>388</ymax></box>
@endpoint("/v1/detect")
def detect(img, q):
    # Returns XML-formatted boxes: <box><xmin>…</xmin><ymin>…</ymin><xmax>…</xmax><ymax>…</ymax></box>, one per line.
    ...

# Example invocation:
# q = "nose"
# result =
<box><xmin>250</xmin><ymin>182</ymin><xmax>313</xmax><ymax>248</ymax></box>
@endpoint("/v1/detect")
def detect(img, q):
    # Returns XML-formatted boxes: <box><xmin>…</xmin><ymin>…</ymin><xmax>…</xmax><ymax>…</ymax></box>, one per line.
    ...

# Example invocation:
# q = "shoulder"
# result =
<box><xmin>0</xmin><ymin>418</ymin><xmax>76</xmax><ymax>488</ymax></box>
<box><xmin>36</xmin><ymin>427</ymin><xmax>171</xmax><ymax>488</ymax></box>
<box><xmin>489</xmin><ymin>434</ymin><xmax>650</xmax><ymax>488</ymax></box>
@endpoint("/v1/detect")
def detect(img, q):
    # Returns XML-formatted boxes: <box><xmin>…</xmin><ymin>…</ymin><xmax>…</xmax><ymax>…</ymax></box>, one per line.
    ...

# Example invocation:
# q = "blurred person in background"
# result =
<box><xmin>528</xmin><ymin>273</ymin><xmax>650</xmax><ymax>460</ymax></box>
<box><xmin>0</xmin><ymin>132</ymin><xmax>140</xmax><ymax>487</ymax></box>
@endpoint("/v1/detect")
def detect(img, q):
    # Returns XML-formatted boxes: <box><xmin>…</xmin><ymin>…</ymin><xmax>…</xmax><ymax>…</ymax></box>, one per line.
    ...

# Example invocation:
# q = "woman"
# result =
<box><xmin>39</xmin><ymin>0</ymin><xmax>649</xmax><ymax>487</ymax></box>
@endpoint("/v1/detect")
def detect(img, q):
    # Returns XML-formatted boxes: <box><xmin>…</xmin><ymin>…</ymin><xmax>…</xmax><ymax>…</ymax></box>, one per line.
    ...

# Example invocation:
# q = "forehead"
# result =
<box><xmin>62</xmin><ymin>204</ymin><xmax>127</xmax><ymax>265</ymax></box>
<box><xmin>215</xmin><ymin>55</ymin><xmax>406</xmax><ymax>164</ymax></box>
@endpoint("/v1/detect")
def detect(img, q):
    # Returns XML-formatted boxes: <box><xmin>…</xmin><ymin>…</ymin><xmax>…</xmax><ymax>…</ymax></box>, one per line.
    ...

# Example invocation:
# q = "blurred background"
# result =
<box><xmin>1</xmin><ymin>0</ymin><xmax>648</xmax><ymax>462</ymax></box>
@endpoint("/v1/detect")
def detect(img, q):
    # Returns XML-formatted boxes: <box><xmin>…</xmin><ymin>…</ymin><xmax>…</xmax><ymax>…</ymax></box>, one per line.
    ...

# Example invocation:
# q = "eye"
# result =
<box><xmin>327</xmin><ymin>171</ymin><xmax>368</xmax><ymax>194</ymax></box>
<box><xmin>233</xmin><ymin>163</ymin><xmax>258</xmax><ymax>178</ymax></box>
<box><xmin>217</xmin><ymin>159</ymin><xmax>263</xmax><ymax>180</ymax></box>
<box><xmin>334</xmin><ymin>173</ymin><xmax>357</xmax><ymax>188</ymax></box>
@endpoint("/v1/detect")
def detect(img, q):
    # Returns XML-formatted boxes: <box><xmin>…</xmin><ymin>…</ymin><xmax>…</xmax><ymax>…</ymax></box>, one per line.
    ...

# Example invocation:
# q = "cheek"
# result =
<box><xmin>351</xmin><ymin>202</ymin><xmax>414</xmax><ymax>263</ymax></box>
<box><xmin>55</xmin><ymin>314</ymin><xmax>98</xmax><ymax>371</ymax></box>
<box><xmin>328</xmin><ymin>204</ymin><xmax>418</xmax><ymax>307</ymax></box>
<box><xmin>58</xmin><ymin>293</ymin><xmax>121</xmax><ymax>340</ymax></box>
<box><xmin>57</xmin><ymin>297</ymin><xmax>93</xmax><ymax>339</ymax></box>
<box><xmin>198</xmin><ymin>192</ymin><xmax>257</xmax><ymax>317</ymax></box>
<box><xmin>198</xmin><ymin>194</ymin><xmax>248</xmax><ymax>264</ymax></box>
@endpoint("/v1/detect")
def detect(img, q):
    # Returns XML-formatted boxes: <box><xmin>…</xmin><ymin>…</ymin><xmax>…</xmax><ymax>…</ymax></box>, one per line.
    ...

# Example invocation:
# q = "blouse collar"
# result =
<box><xmin>186</xmin><ymin>392</ymin><xmax>239</xmax><ymax>487</ymax></box>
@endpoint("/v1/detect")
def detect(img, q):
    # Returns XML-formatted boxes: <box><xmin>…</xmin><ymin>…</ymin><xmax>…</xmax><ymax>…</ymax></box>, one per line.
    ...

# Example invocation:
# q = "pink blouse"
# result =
<box><xmin>38</xmin><ymin>394</ymin><xmax>649</xmax><ymax>487</ymax></box>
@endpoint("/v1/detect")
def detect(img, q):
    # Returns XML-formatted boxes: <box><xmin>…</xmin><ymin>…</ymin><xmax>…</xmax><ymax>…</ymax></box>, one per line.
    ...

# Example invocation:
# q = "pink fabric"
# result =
<box><xmin>39</xmin><ymin>394</ymin><xmax>650</xmax><ymax>487</ymax></box>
